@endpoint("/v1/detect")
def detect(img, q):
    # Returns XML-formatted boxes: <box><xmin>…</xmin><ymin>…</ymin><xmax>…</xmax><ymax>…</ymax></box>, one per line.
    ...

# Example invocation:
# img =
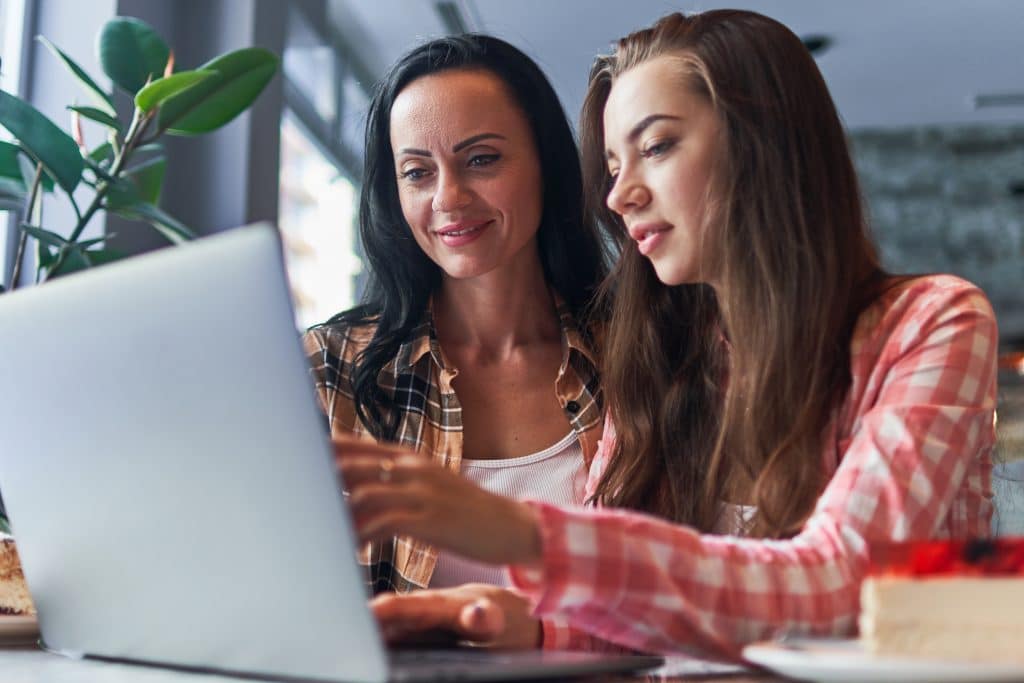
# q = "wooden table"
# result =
<box><xmin>0</xmin><ymin>644</ymin><xmax>785</xmax><ymax>682</ymax></box>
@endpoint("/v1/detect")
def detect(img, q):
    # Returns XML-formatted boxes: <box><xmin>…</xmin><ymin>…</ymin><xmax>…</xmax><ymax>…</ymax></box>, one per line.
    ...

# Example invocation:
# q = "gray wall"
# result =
<box><xmin>851</xmin><ymin>124</ymin><xmax>1024</xmax><ymax>343</ymax></box>
<box><xmin>107</xmin><ymin>0</ymin><xmax>286</xmax><ymax>254</ymax></box>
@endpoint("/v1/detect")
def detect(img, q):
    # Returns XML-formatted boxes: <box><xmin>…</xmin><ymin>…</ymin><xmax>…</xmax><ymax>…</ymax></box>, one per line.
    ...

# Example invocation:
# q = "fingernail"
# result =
<box><xmin>469</xmin><ymin>602</ymin><xmax>485</xmax><ymax>625</ymax></box>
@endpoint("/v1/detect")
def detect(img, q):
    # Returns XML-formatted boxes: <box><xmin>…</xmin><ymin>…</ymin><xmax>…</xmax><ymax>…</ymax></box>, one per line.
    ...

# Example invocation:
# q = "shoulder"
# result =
<box><xmin>854</xmin><ymin>274</ymin><xmax>996</xmax><ymax>353</ymax></box>
<box><xmin>302</xmin><ymin>314</ymin><xmax>380</xmax><ymax>359</ymax></box>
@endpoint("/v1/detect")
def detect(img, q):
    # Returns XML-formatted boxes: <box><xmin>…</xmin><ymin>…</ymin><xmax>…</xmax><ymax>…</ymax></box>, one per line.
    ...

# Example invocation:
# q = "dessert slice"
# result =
<box><xmin>859</xmin><ymin>537</ymin><xmax>1024</xmax><ymax>664</ymax></box>
<box><xmin>0</xmin><ymin>535</ymin><xmax>36</xmax><ymax>616</ymax></box>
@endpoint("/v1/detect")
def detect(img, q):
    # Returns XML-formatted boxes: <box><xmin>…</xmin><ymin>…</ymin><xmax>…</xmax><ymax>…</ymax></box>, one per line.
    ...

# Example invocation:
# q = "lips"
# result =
<box><xmin>628</xmin><ymin>223</ymin><xmax>671</xmax><ymax>257</ymax></box>
<box><xmin>435</xmin><ymin>219</ymin><xmax>492</xmax><ymax>247</ymax></box>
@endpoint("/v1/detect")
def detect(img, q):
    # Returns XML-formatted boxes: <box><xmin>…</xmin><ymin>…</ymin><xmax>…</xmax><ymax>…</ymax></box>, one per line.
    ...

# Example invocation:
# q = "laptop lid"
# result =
<box><xmin>0</xmin><ymin>225</ymin><xmax>386</xmax><ymax>682</ymax></box>
<box><xmin>0</xmin><ymin>224</ymin><xmax>663</xmax><ymax>683</ymax></box>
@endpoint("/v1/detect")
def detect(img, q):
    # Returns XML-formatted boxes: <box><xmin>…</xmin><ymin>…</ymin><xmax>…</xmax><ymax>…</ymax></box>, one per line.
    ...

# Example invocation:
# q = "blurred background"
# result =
<box><xmin>1</xmin><ymin>0</ymin><xmax>1021</xmax><ymax>526</ymax></box>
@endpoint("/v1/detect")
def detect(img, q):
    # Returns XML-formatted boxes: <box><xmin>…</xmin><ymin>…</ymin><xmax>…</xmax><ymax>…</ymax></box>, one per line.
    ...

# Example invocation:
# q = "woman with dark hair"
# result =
<box><xmin>337</xmin><ymin>10</ymin><xmax>998</xmax><ymax>657</ymax></box>
<box><xmin>303</xmin><ymin>34</ymin><xmax>609</xmax><ymax>598</ymax></box>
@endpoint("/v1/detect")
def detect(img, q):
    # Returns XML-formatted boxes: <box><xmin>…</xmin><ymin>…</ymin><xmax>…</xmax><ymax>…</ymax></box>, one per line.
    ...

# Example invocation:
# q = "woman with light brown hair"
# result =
<box><xmin>336</xmin><ymin>10</ymin><xmax>998</xmax><ymax>657</ymax></box>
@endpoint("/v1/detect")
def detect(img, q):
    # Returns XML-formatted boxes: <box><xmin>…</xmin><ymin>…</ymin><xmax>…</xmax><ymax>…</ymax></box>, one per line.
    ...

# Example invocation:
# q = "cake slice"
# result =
<box><xmin>859</xmin><ymin>537</ymin><xmax>1024</xmax><ymax>664</ymax></box>
<box><xmin>0</xmin><ymin>535</ymin><xmax>36</xmax><ymax>616</ymax></box>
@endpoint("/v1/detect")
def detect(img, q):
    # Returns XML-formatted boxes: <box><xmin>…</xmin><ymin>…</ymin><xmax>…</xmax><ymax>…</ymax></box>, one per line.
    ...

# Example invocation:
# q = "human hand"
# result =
<box><xmin>372</xmin><ymin>584</ymin><xmax>541</xmax><ymax>650</ymax></box>
<box><xmin>334</xmin><ymin>435</ymin><xmax>543</xmax><ymax>566</ymax></box>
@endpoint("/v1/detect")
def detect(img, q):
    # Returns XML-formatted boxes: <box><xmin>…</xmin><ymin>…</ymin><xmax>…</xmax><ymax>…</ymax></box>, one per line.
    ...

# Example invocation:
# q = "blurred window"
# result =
<box><xmin>1</xmin><ymin>0</ymin><xmax>28</xmax><ymax>283</ymax></box>
<box><xmin>278</xmin><ymin>2</ymin><xmax>370</xmax><ymax>329</ymax></box>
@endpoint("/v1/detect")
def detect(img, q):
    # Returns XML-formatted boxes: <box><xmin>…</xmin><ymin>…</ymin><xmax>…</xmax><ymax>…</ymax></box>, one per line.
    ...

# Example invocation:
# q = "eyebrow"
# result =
<box><xmin>398</xmin><ymin>132</ymin><xmax>507</xmax><ymax>157</ymax></box>
<box><xmin>605</xmin><ymin>114</ymin><xmax>682</xmax><ymax>159</ymax></box>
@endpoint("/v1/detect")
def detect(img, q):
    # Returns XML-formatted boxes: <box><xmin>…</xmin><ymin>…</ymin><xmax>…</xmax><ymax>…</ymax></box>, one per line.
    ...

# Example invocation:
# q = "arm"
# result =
<box><xmin>509</xmin><ymin>280</ymin><xmax>998</xmax><ymax>656</ymax></box>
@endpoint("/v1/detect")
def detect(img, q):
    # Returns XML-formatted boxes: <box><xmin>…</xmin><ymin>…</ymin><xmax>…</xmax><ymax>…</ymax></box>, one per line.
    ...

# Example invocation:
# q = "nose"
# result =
<box><xmin>605</xmin><ymin>167</ymin><xmax>649</xmax><ymax>216</ymax></box>
<box><xmin>432</xmin><ymin>171</ymin><xmax>471</xmax><ymax>213</ymax></box>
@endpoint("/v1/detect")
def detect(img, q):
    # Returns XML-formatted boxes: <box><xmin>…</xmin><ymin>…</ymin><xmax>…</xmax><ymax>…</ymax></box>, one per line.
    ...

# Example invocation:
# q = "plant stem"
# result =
<box><xmin>8</xmin><ymin>163</ymin><xmax>45</xmax><ymax>292</ymax></box>
<box><xmin>45</xmin><ymin>107</ymin><xmax>155</xmax><ymax>279</ymax></box>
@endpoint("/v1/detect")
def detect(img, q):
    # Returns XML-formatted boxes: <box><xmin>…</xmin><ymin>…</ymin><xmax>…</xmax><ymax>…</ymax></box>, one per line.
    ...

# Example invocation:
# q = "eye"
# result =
<box><xmin>400</xmin><ymin>167</ymin><xmax>430</xmax><ymax>181</ymax></box>
<box><xmin>641</xmin><ymin>139</ymin><xmax>676</xmax><ymax>158</ymax></box>
<box><xmin>468</xmin><ymin>153</ymin><xmax>500</xmax><ymax>168</ymax></box>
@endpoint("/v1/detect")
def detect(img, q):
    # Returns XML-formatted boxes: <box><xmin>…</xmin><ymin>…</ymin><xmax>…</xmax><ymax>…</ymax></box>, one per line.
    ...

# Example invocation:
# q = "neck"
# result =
<box><xmin>433</xmin><ymin>253</ymin><xmax>560</xmax><ymax>356</ymax></box>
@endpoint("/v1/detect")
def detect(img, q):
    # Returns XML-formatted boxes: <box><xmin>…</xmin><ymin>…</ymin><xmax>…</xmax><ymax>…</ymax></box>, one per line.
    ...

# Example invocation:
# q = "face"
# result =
<box><xmin>389</xmin><ymin>69</ymin><xmax>544</xmax><ymax>283</ymax></box>
<box><xmin>603</xmin><ymin>55</ymin><xmax>721</xmax><ymax>286</ymax></box>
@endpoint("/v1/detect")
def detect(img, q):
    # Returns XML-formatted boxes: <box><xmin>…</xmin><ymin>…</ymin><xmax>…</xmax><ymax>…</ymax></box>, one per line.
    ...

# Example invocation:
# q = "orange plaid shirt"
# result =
<box><xmin>303</xmin><ymin>296</ymin><xmax>603</xmax><ymax>594</ymax></box>
<box><xmin>511</xmin><ymin>275</ymin><xmax>998</xmax><ymax>656</ymax></box>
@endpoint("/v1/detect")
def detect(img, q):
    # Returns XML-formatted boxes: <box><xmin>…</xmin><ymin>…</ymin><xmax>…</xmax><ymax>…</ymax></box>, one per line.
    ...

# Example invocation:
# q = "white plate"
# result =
<box><xmin>743</xmin><ymin>637</ymin><xmax>1024</xmax><ymax>683</ymax></box>
<box><xmin>0</xmin><ymin>615</ymin><xmax>39</xmax><ymax>643</ymax></box>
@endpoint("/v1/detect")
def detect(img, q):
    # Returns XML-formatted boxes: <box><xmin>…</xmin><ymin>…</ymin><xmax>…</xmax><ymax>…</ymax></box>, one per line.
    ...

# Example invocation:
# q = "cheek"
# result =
<box><xmin>499</xmin><ymin>162</ymin><xmax>544</xmax><ymax>226</ymax></box>
<box><xmin>398</xmin><ymin>188</ymin><xmax>428</xmax><ymax>229</ymax></box>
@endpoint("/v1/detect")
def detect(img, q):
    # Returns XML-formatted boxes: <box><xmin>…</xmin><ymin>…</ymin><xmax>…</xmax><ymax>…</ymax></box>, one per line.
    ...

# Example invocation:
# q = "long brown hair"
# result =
<box><xmin>584</xmin><ymin>10</ymin><xmax>884</xmax><ymax>537</ymax></box>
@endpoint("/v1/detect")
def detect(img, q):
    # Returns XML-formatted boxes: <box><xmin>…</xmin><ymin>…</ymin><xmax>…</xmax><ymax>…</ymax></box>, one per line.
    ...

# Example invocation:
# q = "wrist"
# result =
<box><xmin>511</xmin><ymin>500</ymin><xmax>543</xmax><ymax>567</ymax></box>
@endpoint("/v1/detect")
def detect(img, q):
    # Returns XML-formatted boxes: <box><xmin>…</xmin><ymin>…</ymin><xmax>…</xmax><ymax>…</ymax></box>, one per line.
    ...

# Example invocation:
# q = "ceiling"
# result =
<box><xmin>327</xmin><ymin>0</ymin><xmax>1024</xmax><ymax>130</ymax></box>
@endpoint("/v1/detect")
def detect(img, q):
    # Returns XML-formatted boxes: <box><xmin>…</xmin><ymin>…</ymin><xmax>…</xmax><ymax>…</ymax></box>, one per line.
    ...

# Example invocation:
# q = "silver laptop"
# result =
<box><xmin>0</xmin><ymin>224</ymin><xmax>661</xmax><ymax>683</ymax></box>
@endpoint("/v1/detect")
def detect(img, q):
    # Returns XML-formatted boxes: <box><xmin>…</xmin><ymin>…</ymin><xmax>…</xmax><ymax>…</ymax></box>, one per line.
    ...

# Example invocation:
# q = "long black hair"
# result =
<box><xmin>320</xmin><ymin>34</ymin><xmax>609</xmax><ymax>441</ymax></box>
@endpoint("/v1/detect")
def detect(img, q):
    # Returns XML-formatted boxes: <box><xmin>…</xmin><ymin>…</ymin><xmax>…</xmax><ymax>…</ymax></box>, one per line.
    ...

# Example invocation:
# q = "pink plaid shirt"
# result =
<box><xmin>509</xmin><ymin>275</ymin><xmax>998</xmax><ymax>657</ymax></box>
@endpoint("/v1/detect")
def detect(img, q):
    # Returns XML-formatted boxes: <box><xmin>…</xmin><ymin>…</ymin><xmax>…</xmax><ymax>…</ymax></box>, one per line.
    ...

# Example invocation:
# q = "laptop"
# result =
<box><xmin>0</xmin><ymin>224</ymin><xmax>662</xmax><ymax>682</ymax></box>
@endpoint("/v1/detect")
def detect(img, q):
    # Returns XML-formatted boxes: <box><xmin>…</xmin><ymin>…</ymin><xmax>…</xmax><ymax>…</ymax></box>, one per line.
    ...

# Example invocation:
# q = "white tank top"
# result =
<box><xmin>429</xmin><ymin>432</ymin><xmax>586</xmax><ymax>588</ymax></box>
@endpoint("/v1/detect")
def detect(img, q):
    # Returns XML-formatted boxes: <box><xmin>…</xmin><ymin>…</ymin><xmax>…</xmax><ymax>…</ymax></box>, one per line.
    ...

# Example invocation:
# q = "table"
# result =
<box><xmin>0</xmin><ymin>644</ymin><xmax>784</xmax><ymax>682</ymax></box>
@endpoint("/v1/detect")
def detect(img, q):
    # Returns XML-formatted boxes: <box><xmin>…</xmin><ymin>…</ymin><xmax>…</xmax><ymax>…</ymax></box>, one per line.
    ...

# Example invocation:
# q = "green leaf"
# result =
<box><xmin>123</xmin><ymin>156</ymin><xmax>165</xmax><ymax>204</ymax></box>
<box><xmin>75</xmin><ymin>235</ymin><xmax>111</xmax><ymax>251</ymax></box>
<box><xmin>111</xmin><ymin>201</ymin><xmax>194</xmax><ymax>244</ymax></box>
<box><xmin>37</xmin><ymin>238</ymin><xmax>56</xmax><ymax>272</ymax></box>
<box><xmin>0</xmin><ymin>514</ymin><xmax>10</xmax><ymax>534</ymax></box>
<box><xmin>132</xmin><ymin>142</ymin><xmax>164</xmax><ymax>156</ymax></box>
<box><xmin>105</xmin><ymin>157</ymin><xmax>165</xmax><ymax>208</ymax></box>
<box><xmin>22</xmin><ymin>224</ymin><xmax>69</xmax><ymax>248</ymax></box>
<box><xmin>84</xmin><ymin>156</ymin><xmax>116</xmax><ymax>183</ymax></box>
<box><xmin>134</xmin><ymin>70</ymin><xmax>214</xmax><ymax>112</ymax></box>
<box><xmin>15</xmin><ymin>149</ymin><xmax>55</xmax><ymax>193</ymax></box>
<box><xmin>0</xmin><ymin>140</ymin><xmax>22</xmax><ymax>182</ymax></box>
<box><xmin>97</xmin><ymin>17</ymin><xmax>170</xmax><ymax>94</ymax></box>
<box><xmin>158</xmin><ymin>48</ymin><xmax>278</xmax><ymax>135</ymax></box>
<box><xmin>0</xmin><ymin>90</ymin><xmax>83</xmax><ymax>194</ymax></box>
<box><xmin>81</xmin><ymin>247</ymin><xmax>124</xmax><ymax>266</ymax></box>
<box><xmin>37</xmin><ymin>35</ymin><xmax>115</xmax><ymax>113</ymax></box>
<box><xmin>88</xmin><ymin>141</ymin><xmax>114</xmax><ymax>164</ymax></box>
<box><xmin>67</xmin><ymin>105</ymin><xmax>122</xmax><ymax>132</ymax></box>
<box><xmin>47</xmin><ymin>245</ymin><xmax>90</xmax><ymax>277</ymax></box>
<box><xmin>0</xmin><ymin>144</ymin><xmax>27</xmax><ymax>206</ymax></box>
<box><xmin>0</xmin><ymin>176</ymin><xmax>25</xmax><ymax>203</ymax></box>
<box><xmin>47</xmin><ymin>245</ymin><xmax>125</xmax><ymax>277</ymax></box>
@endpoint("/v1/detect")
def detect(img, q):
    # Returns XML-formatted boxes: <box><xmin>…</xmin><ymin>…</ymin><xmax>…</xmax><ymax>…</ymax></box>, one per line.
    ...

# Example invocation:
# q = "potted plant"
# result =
<box><xmin>0</xmin><ymin>16</ymin><xmax>278</xmax><ymax>539</ymax></box>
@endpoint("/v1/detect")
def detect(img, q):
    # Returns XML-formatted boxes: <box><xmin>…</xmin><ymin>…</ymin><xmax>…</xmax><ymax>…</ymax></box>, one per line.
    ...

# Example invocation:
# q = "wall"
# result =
<box><xmin>851</xmin><ymin>124</ymin><xmax>1024</xmax><ymax>342</ymax></box>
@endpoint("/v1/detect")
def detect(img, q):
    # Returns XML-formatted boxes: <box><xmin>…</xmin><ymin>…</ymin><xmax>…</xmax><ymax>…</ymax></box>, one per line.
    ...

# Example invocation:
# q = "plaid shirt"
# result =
<box><xmin>510</xmin><ymin>275</ymin><xmax>998</xmax><ymax>657</ymax></box>
<box><xmin>303</xmin><ymin>296</ymin><xmax>603</xmax><ymax>594</ymax></box>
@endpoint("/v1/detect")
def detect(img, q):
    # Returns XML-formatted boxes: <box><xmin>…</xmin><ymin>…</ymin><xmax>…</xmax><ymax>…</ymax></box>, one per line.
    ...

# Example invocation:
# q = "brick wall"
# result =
<box><xmin>850</xmin><ymin>125</ymin><xmax>1024</xmax><ymax>342</ymax></box>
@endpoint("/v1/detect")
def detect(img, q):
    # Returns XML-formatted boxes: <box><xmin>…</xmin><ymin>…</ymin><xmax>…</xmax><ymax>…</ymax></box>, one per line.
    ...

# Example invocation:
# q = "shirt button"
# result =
<box><xmin>565</xmin><ymin>400</ymin><xmax>581</xmax><ymax>414</ymax></box>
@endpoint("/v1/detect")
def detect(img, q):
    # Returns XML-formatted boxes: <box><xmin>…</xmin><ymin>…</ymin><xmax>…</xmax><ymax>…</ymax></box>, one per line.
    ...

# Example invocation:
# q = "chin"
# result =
<box><xmin>439</xmin><ymin>260</ymin><xmax>495</xmax><ymax>281</ymax></box>
<box><xmin>651</xmin><ymin>263</ymin><xmax>690</xmax><ymax>287</ymax></box>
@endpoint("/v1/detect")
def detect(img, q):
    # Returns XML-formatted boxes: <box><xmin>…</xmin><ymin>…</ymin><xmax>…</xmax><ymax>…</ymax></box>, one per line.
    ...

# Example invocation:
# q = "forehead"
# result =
<box><xmin>603</xmin><ymin>56</ymin><xmax>703</xmax><ymax>143</ymax></box>
<box><xmin>390</xmin><ymin>69</ymin><xmax>527</xmax><ymax>147</ymax></box>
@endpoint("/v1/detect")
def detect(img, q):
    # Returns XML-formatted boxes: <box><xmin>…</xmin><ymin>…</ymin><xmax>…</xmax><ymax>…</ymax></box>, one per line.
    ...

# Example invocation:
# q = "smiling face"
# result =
<box><xmin>603</xmin><ymin>55</ymin><xmax>722</xmax><ymax>286</ymax></box>
<box><xmin>389</xmin><ymin>69</ymin><xmax>544</xmax><ymax>283</ymax></box>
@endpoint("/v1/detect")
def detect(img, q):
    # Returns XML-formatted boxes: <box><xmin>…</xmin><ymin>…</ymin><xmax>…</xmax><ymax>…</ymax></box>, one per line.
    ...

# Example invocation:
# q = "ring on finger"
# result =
<box><xmin>379</xmin><ymin>458</ymin><xmax>395</xmax><ymax>483</ymax></box>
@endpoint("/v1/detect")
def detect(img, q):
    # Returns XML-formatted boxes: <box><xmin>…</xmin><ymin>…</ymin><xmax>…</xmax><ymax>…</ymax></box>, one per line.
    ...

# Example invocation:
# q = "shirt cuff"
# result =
<box><xmin>509</xmin><ymin>500</ymin><xmax>624</xmax><ymax>616</ymax></box>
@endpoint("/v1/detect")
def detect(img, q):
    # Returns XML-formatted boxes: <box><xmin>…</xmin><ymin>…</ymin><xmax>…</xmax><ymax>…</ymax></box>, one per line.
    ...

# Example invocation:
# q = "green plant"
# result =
<box><xmin>0</xmin><ymin>15</ymin><xmax>279</xmax><ymax>292</ymax></box>
<box><xmin>0</xmin><ymin>17</ymin><xmax>278</xmax><ymax>531</ymax></box>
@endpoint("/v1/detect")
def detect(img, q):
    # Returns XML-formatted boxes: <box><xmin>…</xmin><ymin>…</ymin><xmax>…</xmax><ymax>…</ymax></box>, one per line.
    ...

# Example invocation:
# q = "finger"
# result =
<box><xmin>457</xmin><ymin>598</ymin><xmax>505</xmax><ymax>641</ymax></box>
<box><xmin>332</xmin><ymin>438</ymin><xmax>412</xmax><ymax>458</ymax></box>
<box><xmin>339</xmin><ymin>455</ymin><xmax>423</xmax><ymax>489</ymax></box>
<box><xmin>349</xmin><ymin>483</ymin><xmax>421</xmax><ymax>518</ymax></box>
<box><xmin>372</xmin><ymin>592</ymin><xmax>462</xmax><ymax>631</ymax></box>
<box><xmin>357</xmin><ymin>510</ymin><xmax>427</xmax><ymax>544</ymax></box>
<box><xmin>339</xmin><ymin>457</ymin><xmax>402</xmax><ymax>489</ymax></box>
<box><xmin>372</xmin><ymin>591</ymin><xmax>501</xmax><ymax>643</ymax></box>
